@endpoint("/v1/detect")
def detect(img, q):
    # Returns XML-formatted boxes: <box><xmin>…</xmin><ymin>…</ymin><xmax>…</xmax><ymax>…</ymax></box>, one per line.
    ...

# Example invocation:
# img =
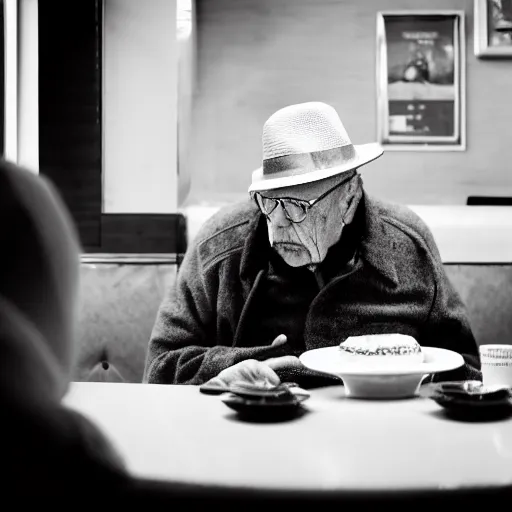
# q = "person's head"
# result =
<box><xmin>253</xmin><ymin>169</ymin><xmax>362</xmax><ymax>267</ymax></box>
<box><xmin>0</xmin><ymin>160</ymin><xmax>81</xmax><ymax>401</ymax></box>
<box><xmin>249</xmin><ymin>102</ymin><xmax>383</xmax><ymax>268</ymax></box>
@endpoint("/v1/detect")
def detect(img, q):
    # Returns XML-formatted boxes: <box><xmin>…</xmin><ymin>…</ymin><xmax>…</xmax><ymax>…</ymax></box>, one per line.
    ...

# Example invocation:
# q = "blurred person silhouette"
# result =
<box><xmin>0</xmin><ymin>158</ymin><xmax>132</xmax><ymax>501</ymax></box>
<box><xmin>0</xmin><ymin>158</ymin><xmax>293</xmax><ymax>505</ymax></box>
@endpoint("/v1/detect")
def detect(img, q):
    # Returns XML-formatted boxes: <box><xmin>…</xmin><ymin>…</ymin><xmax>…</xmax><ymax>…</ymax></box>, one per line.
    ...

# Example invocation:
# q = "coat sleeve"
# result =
<box><xmin>143</xmin><ymin>230</ymin><xmax>289</xmax><ymax>385</ymax></box>
<box><xmin>417</xmin><ymin>225</ymin><xmax>482</xmax><ymax>383</ymax></box>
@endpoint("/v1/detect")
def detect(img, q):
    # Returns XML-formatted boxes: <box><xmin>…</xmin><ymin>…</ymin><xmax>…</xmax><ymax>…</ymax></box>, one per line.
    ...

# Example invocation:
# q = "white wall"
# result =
<box><xmin>103</xmin><ymin>0</ymin><xmax>178</xmax><ymax>213</ymax></box>
<box><xmin>184</xmin><ymin>0</ymin><xmax>512</xmax><ymax>206</ymax></box>
<box><xmin>177</xmin><ymin>0</ymin><xmax>196</xmax><ymax>205</ymax></box>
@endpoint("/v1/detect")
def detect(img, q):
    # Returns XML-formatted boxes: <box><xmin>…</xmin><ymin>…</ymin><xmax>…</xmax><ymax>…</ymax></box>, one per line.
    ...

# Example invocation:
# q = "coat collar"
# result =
<box><xmin>239</xmin><ymin>190</ymin><xmax>399</xmax><ymax>291</ymax></box>
<box><xmin>359</xmin><ymin>191</ymin><xmax>399</xmax><ymax>287</ymax></box>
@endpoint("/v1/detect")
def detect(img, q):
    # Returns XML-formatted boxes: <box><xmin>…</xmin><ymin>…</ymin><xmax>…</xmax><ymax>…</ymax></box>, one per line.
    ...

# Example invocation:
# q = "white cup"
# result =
<box><xmin>479</xmin><ymin>344</ymin><xmax>512</xmax><ymax>388</ymax></box>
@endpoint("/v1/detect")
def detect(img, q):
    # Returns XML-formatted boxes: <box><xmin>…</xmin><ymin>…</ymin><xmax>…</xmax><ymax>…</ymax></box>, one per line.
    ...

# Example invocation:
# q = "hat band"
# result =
<box><xmin>262</xmin><ymin>145</ymin><xmax>356</xmax><ymax>179</ymax></box>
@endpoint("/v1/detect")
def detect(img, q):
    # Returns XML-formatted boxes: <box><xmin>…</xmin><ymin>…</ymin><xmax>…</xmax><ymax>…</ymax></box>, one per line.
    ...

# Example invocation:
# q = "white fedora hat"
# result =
<box><xmin>249</xmin><ymin>102</ymin><xmax>383</xmax><ymax>193</ymax></box>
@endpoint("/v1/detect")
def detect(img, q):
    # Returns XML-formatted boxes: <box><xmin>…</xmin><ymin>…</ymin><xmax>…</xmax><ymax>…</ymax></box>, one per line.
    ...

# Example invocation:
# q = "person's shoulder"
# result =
<box><xmin>369</xmin><ymin>195</ymin><xmax>438</xmax><ymax>251</ymax></box>
<box><xmin>192</xmin><ymin>200</ymin><xmax>260</xmax><ymax>269</ymax></box>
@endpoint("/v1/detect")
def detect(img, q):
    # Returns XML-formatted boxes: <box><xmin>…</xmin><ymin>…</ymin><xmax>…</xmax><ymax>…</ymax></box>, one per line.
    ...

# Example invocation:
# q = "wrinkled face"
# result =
<box><xmin>256</xmin><ymin>171</ymin><xmax>363</xmax><ymax>268</ymax></box>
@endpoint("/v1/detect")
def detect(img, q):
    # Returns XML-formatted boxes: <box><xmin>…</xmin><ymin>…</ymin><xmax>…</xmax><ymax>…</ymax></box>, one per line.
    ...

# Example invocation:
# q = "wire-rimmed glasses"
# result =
<box><xmin>252</xmin><ymin>171</ymin><xmax>356</xmax><ymax>224</ymax></box>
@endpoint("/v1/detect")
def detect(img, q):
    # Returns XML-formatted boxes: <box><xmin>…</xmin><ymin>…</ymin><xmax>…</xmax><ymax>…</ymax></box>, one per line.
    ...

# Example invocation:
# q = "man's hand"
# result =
<box><xmin>203</xmin><ymin>334</ymin><xmax>291</xmax><ymax>389</ymax></box>
<box><xmin>206</xmin><ymin>359</ymin><xmax>281</xmax><ymax>390</ymax></box>
<box><xmin>264</xmin><ymin>333</ymin><xmax>303</xmax><ymax>372</ymax></box>
<box><xmin>263</xmin><ymin>355</ymin><xmax>303</xmax><ymax>371</ymax></box>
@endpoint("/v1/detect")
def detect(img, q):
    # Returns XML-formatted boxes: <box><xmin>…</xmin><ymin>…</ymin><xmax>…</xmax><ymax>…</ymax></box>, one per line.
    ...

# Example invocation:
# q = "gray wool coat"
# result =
<box><xmin>143</xmin><ymin>192</ymin><xmax>481</xmax><ymax>388</ymax></box>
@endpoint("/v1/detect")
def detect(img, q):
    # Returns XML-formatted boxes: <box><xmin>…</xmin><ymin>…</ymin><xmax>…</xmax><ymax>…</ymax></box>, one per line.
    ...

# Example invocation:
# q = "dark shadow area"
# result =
<box><xmin>39</xmin><ymin>0</ymin><xmax>102</xmax><ymax>247</ymax></box>
<box><xmin>124</xmin><ymin>478</ymin><xmax>512</xmax><ymax>507</ymax></box>
<box><xmin>467</xmin><ymin>196</ymin><xmax>512</xmax><ymax>206</ymax></box>
<box><xmin>427</xmin><ymin>407</ymin><xmax>512</xmax><ymax>423</ymax></box>
<box><xmin>223</xmin><ymin>405</ymin><xmax>310</xmax><ymax>424</ymax></box>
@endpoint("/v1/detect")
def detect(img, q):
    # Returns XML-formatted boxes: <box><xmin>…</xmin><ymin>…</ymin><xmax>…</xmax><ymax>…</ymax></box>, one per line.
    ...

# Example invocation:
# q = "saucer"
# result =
<box><xmin>430</xmin><ymin>380</ymin><xmax>512</xmax><ymax>401</ymax></box>
<box><xmin>299</xmin><ymin>346</ymin><xmax>464</xmax><ymax>399</ymax></box>
<box><xmin>426</xmin><ymin>380</ymin><xmax>512</xmax><ymax>419</ymax></box>
<box><xmin>221</xmin><ymin>393</ymin><xmax>310</xmax><ymax>421</ymax></box>
<box><xmin>429</xmin><ymin>391</ymin><xmax>512</xmax><ymax>420</ymax></box>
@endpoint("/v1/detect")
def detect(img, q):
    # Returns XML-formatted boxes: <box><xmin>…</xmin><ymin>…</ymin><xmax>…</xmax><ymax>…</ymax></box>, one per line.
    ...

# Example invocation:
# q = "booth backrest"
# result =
<box><xmin>74</xmin><ymin>262</ymin><xmax>512</xmax><ymax>383</ymax></box>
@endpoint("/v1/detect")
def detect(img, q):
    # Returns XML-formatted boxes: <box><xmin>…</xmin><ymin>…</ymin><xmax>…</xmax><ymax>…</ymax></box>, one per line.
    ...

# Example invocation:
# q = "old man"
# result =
<box><xmin>144</xmin><ymin>102</ymin><xmax>480</xmax><ymax>389</ymax></box>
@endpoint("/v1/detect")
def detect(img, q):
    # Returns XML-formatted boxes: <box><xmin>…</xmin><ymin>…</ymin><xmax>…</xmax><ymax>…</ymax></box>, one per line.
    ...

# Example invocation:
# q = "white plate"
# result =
<box><xmin>299</xmin><ymin>346</ymin><xmax>465</xmax><ymax>399</ymax></box>
<box><xmin>300</xmin><ymin>346</ymin><xmax>464</xmax><ymax>376</ymax></box>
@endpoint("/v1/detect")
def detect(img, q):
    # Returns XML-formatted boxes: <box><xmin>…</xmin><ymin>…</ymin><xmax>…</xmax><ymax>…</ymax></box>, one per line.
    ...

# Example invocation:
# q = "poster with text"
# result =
<box><xmin>377</xmin><ymin>13</ymin><xmax>464</xmax><ymax>149</ymax></box>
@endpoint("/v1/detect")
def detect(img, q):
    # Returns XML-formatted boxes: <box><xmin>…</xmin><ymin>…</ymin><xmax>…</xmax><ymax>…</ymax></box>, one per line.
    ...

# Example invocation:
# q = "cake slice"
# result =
<box><xmin>338</xmin><ymin>333</ymin><xmax>424</xmax><ymax>368</ymax></box>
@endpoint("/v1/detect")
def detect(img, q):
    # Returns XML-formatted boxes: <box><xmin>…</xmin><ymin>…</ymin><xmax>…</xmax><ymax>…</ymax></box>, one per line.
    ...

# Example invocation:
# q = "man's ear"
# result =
<box><xmin>342</xmin><ymin>175</ymin><xmax>363</xmax><ymax>225</ymax></box>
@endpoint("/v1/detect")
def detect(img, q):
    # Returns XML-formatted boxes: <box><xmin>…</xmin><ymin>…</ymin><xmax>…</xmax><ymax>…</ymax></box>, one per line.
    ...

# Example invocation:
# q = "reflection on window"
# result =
<box><xmin>0</xmin><ymin>0</ymin><xmax>4</xmax><ymax>157</ymax></box>
<box><xmin>177</xmin><ymin>0</ymin><xmax>192</xmax><ymax>40</ymax></box>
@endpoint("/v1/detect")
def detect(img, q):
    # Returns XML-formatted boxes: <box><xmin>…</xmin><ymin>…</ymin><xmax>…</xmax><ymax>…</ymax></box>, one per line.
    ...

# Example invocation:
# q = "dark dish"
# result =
<box><xmin>221</xmin><ymin>392</ymin><xmax>310</xmax><ymax>421</ymax></box>
<box><xmin>219</xmin><ymin>383</ymin><xmax>310</xmax><ymax>421</ymax></box>
<box><xmin>427</xmin><ymin>381</ymin><xmax>512</xmax><ymax>420</ymax></box>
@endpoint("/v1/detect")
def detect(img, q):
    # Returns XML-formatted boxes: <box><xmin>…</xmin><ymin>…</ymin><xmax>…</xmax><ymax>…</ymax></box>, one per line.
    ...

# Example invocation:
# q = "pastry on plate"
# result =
<box><xmin>338</xmin><ymin>333</ymin><xmax>424</xmax><ymax>368</ymax></box>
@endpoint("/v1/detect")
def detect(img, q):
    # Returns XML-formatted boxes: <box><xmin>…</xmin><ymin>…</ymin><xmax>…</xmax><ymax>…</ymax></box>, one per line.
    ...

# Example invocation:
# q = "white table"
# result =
<box><xmin>63</xmin><ymin>382</ymin><xmax>512</xmax><ymax>492</ymax></box>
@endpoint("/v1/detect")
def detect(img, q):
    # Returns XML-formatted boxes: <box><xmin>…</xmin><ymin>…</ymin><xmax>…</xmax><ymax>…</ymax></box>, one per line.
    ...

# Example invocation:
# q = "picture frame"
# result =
<box><xmin>376</xmin><ymin>11</ymin><xmax>465</xmax><ymax>151</ymax></box>
<box><xmin>474</xmin><ymin>0</ymin><xmax>512</xmax><ymax>57</ymax></box>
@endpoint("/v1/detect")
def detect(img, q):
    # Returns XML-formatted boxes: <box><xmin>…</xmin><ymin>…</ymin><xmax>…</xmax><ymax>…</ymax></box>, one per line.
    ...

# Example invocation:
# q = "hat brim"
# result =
<box><xmin>248</xmin><ymin>142</ymin><xmax>383</xmax><ymax>193</ymax></box>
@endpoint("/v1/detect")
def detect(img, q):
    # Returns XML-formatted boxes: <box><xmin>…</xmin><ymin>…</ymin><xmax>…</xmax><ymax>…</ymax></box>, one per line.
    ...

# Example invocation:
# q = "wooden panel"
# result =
<box><xmin>89</xmin><ymin>213</ymin><xmax>188</xmax><ymax>254</ymax></box>
<box><xmin>38</xmin><ymin>0</ymin><xmax>102</xmax><ymax>247</ymax></box>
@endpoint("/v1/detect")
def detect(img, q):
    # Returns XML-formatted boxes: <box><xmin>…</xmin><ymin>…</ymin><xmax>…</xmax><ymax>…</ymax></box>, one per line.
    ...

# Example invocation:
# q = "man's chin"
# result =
<box><xmin>274</xmin><ymin>245</ymin><xmax>310</xmax><ymax>267</ymax></box>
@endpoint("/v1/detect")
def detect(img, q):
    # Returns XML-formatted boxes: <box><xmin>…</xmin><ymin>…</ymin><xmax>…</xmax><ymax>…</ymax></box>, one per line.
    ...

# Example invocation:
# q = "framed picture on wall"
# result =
<box><xmin>376</xmin><ymin>11</ymin><xmax>465</xmax><ymax>151</ymax></box>
<box><xmin>475</xmin><ymin>0</ymin><xmax>512</xmax><ymax>57</ymax></box>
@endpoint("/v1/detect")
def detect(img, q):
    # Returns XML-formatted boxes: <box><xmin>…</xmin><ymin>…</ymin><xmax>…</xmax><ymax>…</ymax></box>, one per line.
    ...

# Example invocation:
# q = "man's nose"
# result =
<box><xmin>269</xmin><ymin>201</ymin><xmax>291</xmax><ymax>227</ymax></box>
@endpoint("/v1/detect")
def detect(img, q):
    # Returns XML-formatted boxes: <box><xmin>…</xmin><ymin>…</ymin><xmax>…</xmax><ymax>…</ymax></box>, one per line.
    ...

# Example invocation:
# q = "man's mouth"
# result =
<box><xmin>274</xmin><ymin>242</ymin><xmax>304</xmax><ymax>252</ymax></box>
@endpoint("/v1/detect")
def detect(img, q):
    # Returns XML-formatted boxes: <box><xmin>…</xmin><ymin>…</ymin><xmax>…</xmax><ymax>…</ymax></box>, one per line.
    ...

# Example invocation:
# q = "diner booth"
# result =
<box><xmin>3</xmin><ymin>0</ymin><xmax>512</xmax><ymax>503</ymax></box>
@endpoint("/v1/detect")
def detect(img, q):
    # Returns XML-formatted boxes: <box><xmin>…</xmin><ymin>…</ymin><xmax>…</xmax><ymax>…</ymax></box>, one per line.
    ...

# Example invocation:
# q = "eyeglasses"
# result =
<box><xmin>252</xmin><ymin>171</ymin><xmax>356</xmax><ymax>224</ymax></box>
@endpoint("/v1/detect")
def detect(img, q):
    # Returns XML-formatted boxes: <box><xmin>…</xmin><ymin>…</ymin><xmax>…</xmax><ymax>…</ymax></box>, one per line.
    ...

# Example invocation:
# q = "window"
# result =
<box><xmin>38</xmin><ymin>0</ymin><xmax>185</xmax><ymax>258</ymax></box>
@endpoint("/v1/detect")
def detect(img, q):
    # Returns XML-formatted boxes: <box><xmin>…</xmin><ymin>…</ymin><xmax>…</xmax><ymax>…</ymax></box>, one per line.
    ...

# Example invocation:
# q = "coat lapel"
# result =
<box><xmin>359</xmin><ymin>192</ymin><xmax>399</xmax><ymax>287</ymax></box>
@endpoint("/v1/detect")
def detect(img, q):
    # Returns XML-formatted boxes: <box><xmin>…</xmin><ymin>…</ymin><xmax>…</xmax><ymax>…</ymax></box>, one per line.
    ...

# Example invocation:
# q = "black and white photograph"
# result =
<box><xmin>2</xmin><ymin>0</ymin><xmax>512</xmax><ymax>506</ymax></box>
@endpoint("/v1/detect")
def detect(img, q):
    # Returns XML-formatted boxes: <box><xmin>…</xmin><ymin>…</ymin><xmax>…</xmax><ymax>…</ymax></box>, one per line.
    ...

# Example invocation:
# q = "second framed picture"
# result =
<box><xmin>376</xmin><ymin>11</ymin><xmax>465</xmax><ymax>151</ymax></box>
<box><xmin>475</xmin><ymin>0</ymin><xmax>512</xmax><ymax>57</ymax></box>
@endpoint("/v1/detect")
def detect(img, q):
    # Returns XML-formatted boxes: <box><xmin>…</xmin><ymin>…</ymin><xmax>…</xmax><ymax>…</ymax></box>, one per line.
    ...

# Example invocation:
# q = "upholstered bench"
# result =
<box><xmin>74</xmin><ymin>259</ymin><xmax>177</xmax><ymax>383</ymax></box>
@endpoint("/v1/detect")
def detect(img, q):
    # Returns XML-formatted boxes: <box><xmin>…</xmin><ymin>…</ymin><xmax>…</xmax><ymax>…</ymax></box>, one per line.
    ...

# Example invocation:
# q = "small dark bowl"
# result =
<box><xmin>221</xmin><ymin>393</ymin><xmax>309</xmax><ymax>422</ymax></box>
<box><xmin>430</xmin><ymin>389</ymin><xmax>512</xmax><ymax>421</ymax></box>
